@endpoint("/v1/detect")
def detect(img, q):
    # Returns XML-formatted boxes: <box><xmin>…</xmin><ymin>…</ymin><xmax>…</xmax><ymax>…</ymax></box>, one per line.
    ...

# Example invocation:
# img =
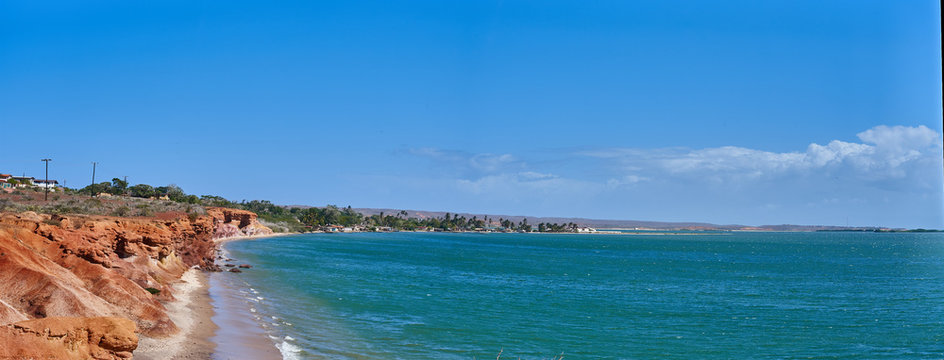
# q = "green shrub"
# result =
<box><xmin>114</xmin><ymin>206</ymin><xmax>131</xmax><ymax>217</ymax></box>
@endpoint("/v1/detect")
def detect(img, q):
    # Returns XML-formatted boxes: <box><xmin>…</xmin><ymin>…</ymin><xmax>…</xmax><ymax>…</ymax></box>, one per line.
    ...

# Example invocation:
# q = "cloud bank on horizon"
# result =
<box><xmin>403</xmin><ymin>125</ymin><xmax>943</xmax><ymax>228</ymax></box>
<box><xmin>587</xmin><ymin>125</ymin><xmax>942</xmax><ymax>184</ymax></box>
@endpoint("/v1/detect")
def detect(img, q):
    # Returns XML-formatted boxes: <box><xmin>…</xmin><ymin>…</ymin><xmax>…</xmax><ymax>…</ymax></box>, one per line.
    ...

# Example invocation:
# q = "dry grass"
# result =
<box><xmin>0</xmin><ymin>189</ymin><xmax>206</xmax><ymax>218</ymax></box>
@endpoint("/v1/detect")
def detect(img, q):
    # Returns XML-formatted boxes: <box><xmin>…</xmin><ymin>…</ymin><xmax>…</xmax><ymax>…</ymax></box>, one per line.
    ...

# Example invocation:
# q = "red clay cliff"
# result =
<box><xmin>0</xmin><ymin>316</ymin><xmax>138</xmax><ymax>360</ymax></box>
<box><xmin>0</xmin><ymin>207</ymin><xmax>272</xmax><ymax>359</ymax></box>
<box><xmin>207</xmin><ymin>207</ymin><xmax>274</xmax><ymax>238</ymax></box>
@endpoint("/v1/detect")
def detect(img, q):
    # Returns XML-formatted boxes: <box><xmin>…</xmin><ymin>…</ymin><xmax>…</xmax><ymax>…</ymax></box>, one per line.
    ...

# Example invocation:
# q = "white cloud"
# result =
<box><xmin>407</xmin><ymin>125</ymin><xmax>941</xmax><ymax>216</ymax></box>
<box><xmin>518</xmin><ymin>171</ymin><xmax>557</xmax><ymax>180</ymax></box>
<box><xmin>406</xmin><ymin>148</ymin><xmax>521</xmax><ymax>175</ymax></box>
<box><xmin>805</xmin><ymin>140</ymin><xmax>873</xmax><ymax>167</ymax></box>
<box><xmin>456</xmin><ymin>172</ymin><xmax>601</xmax><ymax>195</ymax></box>
<box><xmin>468</xmin><ymin>153</ymin><xmax>516</xmax><ymax>172</ymax></box>
<box><xmin>857</xmin><ymin>125</ymin><xmax>941</xmax><ymax>151</ymax></box>
<box><xmin>605</xmin><ymin>175</ymin><xmax>648</xmax><ymax>188</ymax></box>
<box><xmin>585</xmin><ymin>125</ymin><xmax>942</xmax><ymax>183</ymax></box>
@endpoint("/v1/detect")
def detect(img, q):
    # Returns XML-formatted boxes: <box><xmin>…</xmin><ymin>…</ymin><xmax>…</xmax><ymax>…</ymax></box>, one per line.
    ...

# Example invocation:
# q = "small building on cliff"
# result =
<box><xmin>9</xmin><ymin>176</ymin><xmax>34</xmax><ymax>188</ymax></box>
<box><xmin>32</xmin><ymin>179</ymin><xmax>59</xmax><ymax>191</ymax></box>
<box><xmin>0</xmin><ymin>174</ymin><xmax>11</xmax><ymax>191</ymax></box>
<box><xmin>0</xmin><ymin>176</ymin><xmax>60</xmax><ymax>191</ymax></box>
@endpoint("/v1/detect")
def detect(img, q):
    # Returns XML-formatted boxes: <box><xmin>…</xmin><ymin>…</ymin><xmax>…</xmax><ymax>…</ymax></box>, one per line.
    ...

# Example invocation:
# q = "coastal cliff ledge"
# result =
<box><xmin>0</xmin><ymin>316</ymin><xmax>137</xmax><ymax>360</ymax></box>
<box><xmin>0</xmin><ymin>208</ymin><xmax>272</xmax><ymax>358</ymax></box>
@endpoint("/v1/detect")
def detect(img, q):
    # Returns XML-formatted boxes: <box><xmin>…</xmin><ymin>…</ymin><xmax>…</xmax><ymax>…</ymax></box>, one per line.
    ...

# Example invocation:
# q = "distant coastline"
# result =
<box><xmin>2</xmin><ymin>178</ymin><xmax>929</xmax><ymax>235</ymax></box>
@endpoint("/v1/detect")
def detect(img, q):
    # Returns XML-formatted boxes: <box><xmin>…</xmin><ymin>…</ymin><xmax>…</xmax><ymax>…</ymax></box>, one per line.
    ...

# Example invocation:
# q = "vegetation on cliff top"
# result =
<box><xmin>0</xmin><ymin>190</ymin><xmax>205</xmax><ymax>218</ymax></box>
<box><xmin>2</xmin><ymin>180</ymin><xmax>584</xmax><ymax>233</ymax></box>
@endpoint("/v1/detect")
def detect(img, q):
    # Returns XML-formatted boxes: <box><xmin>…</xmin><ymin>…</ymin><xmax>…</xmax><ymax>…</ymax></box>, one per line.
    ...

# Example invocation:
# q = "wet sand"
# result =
<box><xmin>136</xmin><ymin>233</ymin><xmax>294</xmax><ymax>360</ymax></box>
<box><xmin>135</xmin><ymin>269</ymin><xmax>218</xmax><ymax>360</ymax></box>
<box><xmin>209</xmin><ymin>272</ymin><xmax>283</xmax><ymax>360</ymax></box>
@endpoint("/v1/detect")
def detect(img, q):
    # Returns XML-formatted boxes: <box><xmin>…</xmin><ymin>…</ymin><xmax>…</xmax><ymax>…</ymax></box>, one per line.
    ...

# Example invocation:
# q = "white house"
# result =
<box><xmin>32</xmin><ymin>179</ymin><xmax>59</xmax><ymax>191</ymax></box>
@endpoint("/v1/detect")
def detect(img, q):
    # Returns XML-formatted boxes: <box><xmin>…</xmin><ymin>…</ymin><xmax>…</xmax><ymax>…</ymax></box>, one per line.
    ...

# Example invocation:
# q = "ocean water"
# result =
<box><xmin>220</xmin><ymin>232</ymin><xmax>944</xmax><ymax>359</ymax></box>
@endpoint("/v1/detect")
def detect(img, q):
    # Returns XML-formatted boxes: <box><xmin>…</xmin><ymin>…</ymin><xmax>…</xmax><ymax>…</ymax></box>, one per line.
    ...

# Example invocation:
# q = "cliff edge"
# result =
<box><xmin>0</xmin><ymin>208</ymin><xmax>271</xmax><ymax>359</ymax></box>
<box><xmin>207</xmin><ymin>207</ymin><xmax>274</xmax><ymax>239</ymax></box>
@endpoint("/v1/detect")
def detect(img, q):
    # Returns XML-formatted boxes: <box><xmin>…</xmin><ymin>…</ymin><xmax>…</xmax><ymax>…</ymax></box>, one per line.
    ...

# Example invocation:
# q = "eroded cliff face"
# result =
<box><xmin>0</xmin><ymin>317</ymin><xmax>137</xmax><ymax>360</ymax></box>
<box><xmin>0</xmin><ymin>208</ymin><xmax>272</xmax><ymax>359</ymax></box>
<box><xmin>207</xmin><ymin>207</ymin><xmax>274</xmax><ymax>239</ymax></box>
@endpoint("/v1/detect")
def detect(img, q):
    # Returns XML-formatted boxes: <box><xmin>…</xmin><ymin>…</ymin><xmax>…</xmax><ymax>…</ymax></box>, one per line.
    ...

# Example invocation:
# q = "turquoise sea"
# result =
<box><xmin>219</xmin><ymin>232</ymin><xmax>944</xmax><ymax>359</ymax></box>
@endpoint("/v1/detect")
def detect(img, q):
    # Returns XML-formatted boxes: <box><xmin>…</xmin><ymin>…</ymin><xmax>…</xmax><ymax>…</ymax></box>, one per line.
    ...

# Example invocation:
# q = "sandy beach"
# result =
<box><xmin>135</xmin><ymin>233</ymin><xmax>296</xmax><ymax>360</ymax></box>
<box><xmin>135</xmin><ymin>269</ymin><xmax>218</xmax><ymax>360</ymax></box>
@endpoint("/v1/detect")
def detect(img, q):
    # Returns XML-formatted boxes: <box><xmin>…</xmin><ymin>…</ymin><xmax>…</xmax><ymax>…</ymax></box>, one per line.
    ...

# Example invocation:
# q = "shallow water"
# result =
<box><xmin>209</xmin><ymin>271</ymin><xmax>283</xmax><ymax>360</ymax></box>
<box><xmin>222</xmin><ymin>232</ymin><xmax>944</xmax><ymax>359</ymax></box>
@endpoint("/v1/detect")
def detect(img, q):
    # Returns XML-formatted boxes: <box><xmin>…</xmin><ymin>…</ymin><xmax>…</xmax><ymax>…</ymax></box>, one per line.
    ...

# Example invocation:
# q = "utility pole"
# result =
<box><xmin>91</xmin><ymin>162</ymin><xmax>97</xmax><ymax>186</ymax></box>
<box><xmin>40</xmin><ymin>158</ymin><xmax>51</xmax><ymax>201</ymax></box>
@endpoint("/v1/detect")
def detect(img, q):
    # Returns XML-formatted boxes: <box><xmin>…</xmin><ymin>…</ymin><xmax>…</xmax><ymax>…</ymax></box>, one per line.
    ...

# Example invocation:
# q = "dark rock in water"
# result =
<box><xmin>224</xmin><ymin>264</ymin><xmax>235</xmax><ymax>267</ymax></box>
<box><xmin>203</xmin><ymin>264</ymin><xmax>222</xmax><ymax>272</ymax></box>
<box><xmin>238</xmin><ymin>264</ymin><xmax>252</xmax><ymax>269</ymax></box>
<box><xmin>228</xmin><ymin>268</ymin><xmax>242</xmax><ymax>273</ymax></box>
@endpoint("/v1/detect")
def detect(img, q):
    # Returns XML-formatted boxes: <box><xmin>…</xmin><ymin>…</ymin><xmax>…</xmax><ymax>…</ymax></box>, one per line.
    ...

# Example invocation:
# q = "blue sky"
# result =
<box><xmin>1</xmin><ymin>0</ymin><xmax>941</xmax><ymax>228</ymax></box>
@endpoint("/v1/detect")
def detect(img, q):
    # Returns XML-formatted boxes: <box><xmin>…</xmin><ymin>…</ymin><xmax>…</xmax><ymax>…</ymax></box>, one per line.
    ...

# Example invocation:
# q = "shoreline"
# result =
<box><xmin>214</xmin><ymin>231</ymin><xmax>300</xmax><ymax>245</ymax></box>
<box><xmin>136</xmin><ymin>232</ymin><xmax>295</xmax><ymax>360</ymax></box>
<box><xmin>208</xmin><ymin>271</ymin><xmax>283</xmax><ymax>360</ymax></box>
<box><xmin>135</xmin><ymin>269</ymin><xmax>216</xmax><ymax>360</ymax></box>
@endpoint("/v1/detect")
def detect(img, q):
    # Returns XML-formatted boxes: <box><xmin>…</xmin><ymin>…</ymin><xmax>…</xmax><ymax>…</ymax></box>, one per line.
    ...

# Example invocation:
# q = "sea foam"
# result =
<box><xmin>276</xmin><ymin>338</ymin><xmax>303</xmax><ymax>360</ymax></box>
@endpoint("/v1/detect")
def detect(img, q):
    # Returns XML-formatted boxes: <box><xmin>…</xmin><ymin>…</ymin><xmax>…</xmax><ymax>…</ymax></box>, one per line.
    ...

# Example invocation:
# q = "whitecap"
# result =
<box><xmin>276</xmin><ymin>340</ymin><xmax>303</xmax><ymax>360</ymax></box>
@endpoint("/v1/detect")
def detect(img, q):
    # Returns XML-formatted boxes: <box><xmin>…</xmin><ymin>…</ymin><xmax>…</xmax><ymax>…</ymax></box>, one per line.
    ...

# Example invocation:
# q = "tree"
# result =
<box><xmin>128</xmin><ymin>184</ymin><xmax>155</xmax><ymax>198</ymax></box>
<box><xmin>79</xmin><ymin>182</ymin><xmax>112</xmax><ymax>196</ymax></box>
<box><xmin>339</xmin><ymin>206</ymin><xmax>362</xmax><ymax>226</ymax></box>
<box><xmin>201</xmin><ymin>195</ymin><xmax>234</xmax><ymax>207</ymax></box>
<box><xmin>110</xmin><ymin>178</ymin><xmax>128</xmax><ymax>195</ymax></box>
<box><xmin>161</xmin><ymin>185</ymin><xmax>187</xmax><ymax>202</ymax></box>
